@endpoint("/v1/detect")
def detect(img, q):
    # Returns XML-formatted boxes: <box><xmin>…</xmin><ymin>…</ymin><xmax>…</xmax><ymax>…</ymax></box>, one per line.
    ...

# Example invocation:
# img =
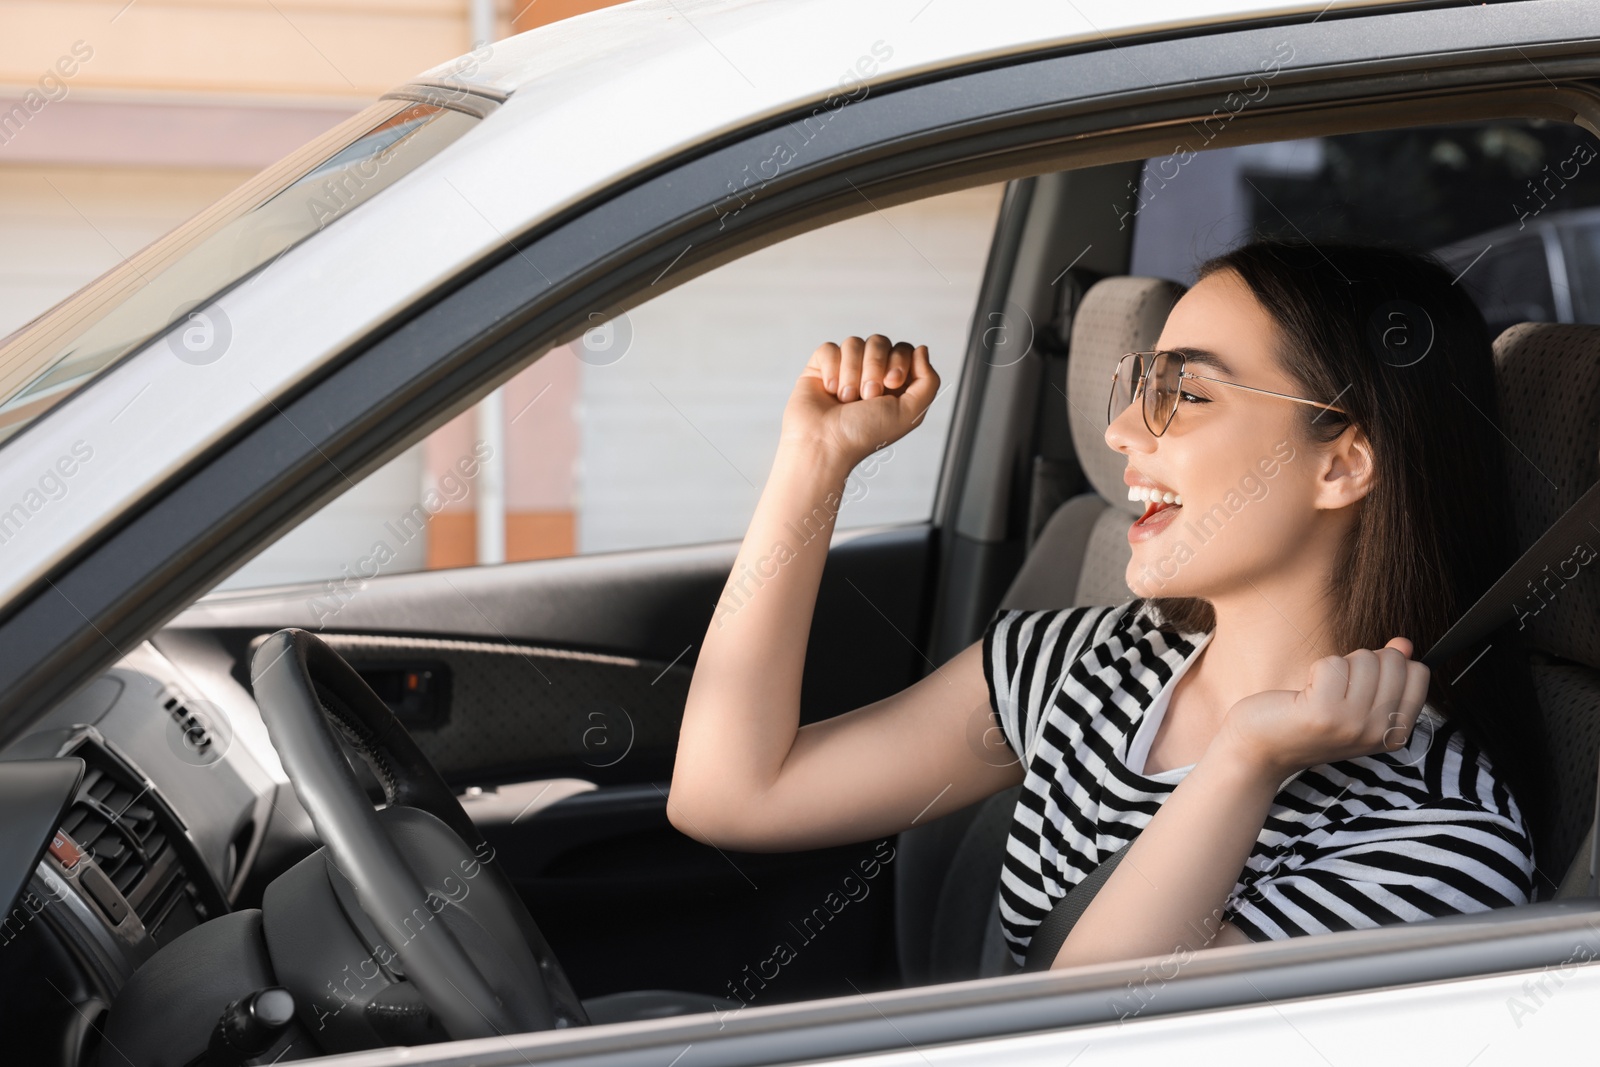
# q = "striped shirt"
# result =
<box><xmin>982</xmin><ymin>599</ymin><xmax>1535</xmax><ymax>965</ymax></box>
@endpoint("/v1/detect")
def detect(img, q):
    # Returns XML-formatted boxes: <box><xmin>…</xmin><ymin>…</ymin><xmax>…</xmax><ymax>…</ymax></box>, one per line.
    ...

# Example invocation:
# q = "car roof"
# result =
<box><xmin>412</xmin><ymin>0</ymin><xmax>1419</xmax><ymax>267</ymax></box>
<box><xmin>418</xmin><ymin>0</ymin><xmax>1407</xmax><ymax>116</ymax></box>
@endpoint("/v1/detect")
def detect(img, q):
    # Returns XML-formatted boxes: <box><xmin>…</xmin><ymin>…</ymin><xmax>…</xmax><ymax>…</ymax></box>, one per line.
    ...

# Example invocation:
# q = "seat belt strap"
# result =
<box><xmin>1020</xmin><ymin>836</ymin><xmax>1137</xmax><ymax>972</ymax></box>
<box><xmin>1421</xmin><ymin>475</ymin><xmax>1600</xmax><ymax>668</ymax></box>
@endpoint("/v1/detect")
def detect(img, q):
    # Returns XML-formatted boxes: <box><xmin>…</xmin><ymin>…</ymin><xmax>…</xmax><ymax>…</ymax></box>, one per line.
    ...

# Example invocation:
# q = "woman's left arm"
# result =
<box><xmin>1051</xmin><ymin>636</ymin><xmax>1430</xmax><ymax>968</ymax></box>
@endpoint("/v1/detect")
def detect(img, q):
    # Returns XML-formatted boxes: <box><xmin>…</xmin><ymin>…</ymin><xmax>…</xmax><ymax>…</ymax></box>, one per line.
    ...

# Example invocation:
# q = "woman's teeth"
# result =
<box><xmin>1127</xmin><ymin>486</ymin><xmax>1183</xmax><ymax>506</ymax></box>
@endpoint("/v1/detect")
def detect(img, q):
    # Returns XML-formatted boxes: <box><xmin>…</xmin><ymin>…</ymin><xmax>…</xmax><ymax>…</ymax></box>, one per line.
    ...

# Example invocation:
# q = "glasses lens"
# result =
<box><xmin>1145</xmin><ymin>351</ymin><xmax>1182</xmax><ymax>433</ymax></box>
<box><xmin>1108</xmin><ymin>353</ymin><xmax>1144</xmax><ymax>425</ymax></box>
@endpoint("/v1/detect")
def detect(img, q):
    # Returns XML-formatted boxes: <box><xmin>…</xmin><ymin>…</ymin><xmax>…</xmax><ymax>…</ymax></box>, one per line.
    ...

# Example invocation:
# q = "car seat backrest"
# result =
<box><xmin>1492</xmin><ymin>322</ymin><xmax>1600</xmax><ymax>895</ymax></box>
<box><xmin>894</xmin><ymin>276</ymin><xmax>1185</xmax><ymax>987</ymax></box>
<box><xmin>999</xmin><ymin>275</ymin><xmax>1185</xmax><ymax>610</ymax></box>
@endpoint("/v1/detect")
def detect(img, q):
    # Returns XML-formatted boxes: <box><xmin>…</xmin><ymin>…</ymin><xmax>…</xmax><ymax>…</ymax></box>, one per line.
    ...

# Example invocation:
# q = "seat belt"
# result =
<box><xmin>1018</xmin><ymin>476</ymin><xmax>1600</xmax><ymax>971</ymax></box>
<box><xmin>1020</xmin><ymin>837</ymin><xmax>1136</xmax><ymax>971</ymax></box>
<box><xmin>1419</xmin><ymin>475</ymin><xmax>1600</xmax><ymax>669</ymax></box>
<box><xmin>1422</xmin><ymin>476</ymin><xmax>1600</xmax><ymax>902</ymax></box>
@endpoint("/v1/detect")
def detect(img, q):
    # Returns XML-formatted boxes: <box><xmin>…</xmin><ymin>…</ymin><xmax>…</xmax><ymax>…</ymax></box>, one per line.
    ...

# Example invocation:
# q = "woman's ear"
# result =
<box><xmin>1313</xmin><ymin>425</ymin><xmax>1375</xmax><ymax>510</ymax></box>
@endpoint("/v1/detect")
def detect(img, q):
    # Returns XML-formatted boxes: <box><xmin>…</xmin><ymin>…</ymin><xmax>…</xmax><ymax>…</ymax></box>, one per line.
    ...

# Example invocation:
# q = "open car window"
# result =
<box><xmin>1129</xmin><ymin>119</ymin><xmax>1600</xmax><ymax>332</ymax></box>
<box><xmin>213</xmin><ymin>182</ymin><xmax>1005</xmax><ymax>591</ymax></box>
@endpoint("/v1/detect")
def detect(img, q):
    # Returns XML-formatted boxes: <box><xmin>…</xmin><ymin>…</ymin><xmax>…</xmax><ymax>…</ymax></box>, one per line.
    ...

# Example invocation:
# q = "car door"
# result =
<box><xmin>11</xmin><ymin>3</ymin><xmax>1600</xmax><ymax>1065</ymax></box>
<box><xmin>156</xmin><ymin>181</ymin><xmax>1008</xmax><ymax>1003</ymax></box>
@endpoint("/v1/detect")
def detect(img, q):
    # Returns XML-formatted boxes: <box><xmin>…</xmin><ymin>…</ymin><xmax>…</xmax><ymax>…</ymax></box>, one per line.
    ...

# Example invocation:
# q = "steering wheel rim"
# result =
<box><xmin>250</xmin><ymin>627</ymin><xmax>588</xmax><ymax>1039</ymax></box>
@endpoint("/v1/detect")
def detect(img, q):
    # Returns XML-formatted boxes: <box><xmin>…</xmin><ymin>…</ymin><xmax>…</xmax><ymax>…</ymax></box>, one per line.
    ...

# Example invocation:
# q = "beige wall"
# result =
<box><xmin>1</xmin><ymin>0</ymin><xmax>484</xmax><ymax>100</ymax></box>
<box><xmin>0</xmin><ymin>0</ymin><xmax>501</xmax><ymax>336</ymax></box>
<box><xmin>0</xmin><ymin>164</ymin><xmax>252</xmax><ymax>334</ymax></box>
<box><xmin>0</xmin><ymin>0</ymin><xmax>639</xmax><ymax>339</ymax></box>
<box><xmin>1</xmin><ymin>0</ymin><xmax>633</xmax><ymax>101</ymax></box>
<box><xmin>0</xmin><ymin>0</ymin><xmax>640</xmax><ymax>322</ymax></box>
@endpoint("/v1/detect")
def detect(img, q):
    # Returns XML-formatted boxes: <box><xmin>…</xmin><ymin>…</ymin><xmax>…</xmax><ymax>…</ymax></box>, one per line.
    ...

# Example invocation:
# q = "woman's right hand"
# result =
<box><xmin>781</xmin><ymin>334</ymin><xmax>940</xmax><ymax>467</ymax></box>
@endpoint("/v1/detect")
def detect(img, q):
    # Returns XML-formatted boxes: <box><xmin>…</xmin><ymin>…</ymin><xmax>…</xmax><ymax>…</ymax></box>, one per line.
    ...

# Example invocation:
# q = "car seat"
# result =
<box><xmin>1493</xmin><ymin>323</ymin><xmax>1600</xmax><ymax>900</ymax></box>
<box><xmin>894</xmin><ymin>275</ymin><xmax>1183</xmax><ymax>984</ymax></box>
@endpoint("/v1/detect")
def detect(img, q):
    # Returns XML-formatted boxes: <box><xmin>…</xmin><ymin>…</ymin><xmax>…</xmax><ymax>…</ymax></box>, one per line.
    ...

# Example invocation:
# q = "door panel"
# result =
<box><xmin>268</xmin><ymin>632</ymin><xmax>692</xmax><ymax>786</ymax></box>
<box><xmin>477</xmin><ymin>783</ymin><xmax>900</xmax><ymax>1002</ymax></box>
<box><xmin>185</xmin><ymin>522</ymin><xmax>931</xmax><ymax>761</ymax></box>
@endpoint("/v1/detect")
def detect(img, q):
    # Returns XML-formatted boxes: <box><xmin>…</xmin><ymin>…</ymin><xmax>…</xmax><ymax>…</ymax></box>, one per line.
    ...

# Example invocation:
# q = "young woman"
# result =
<box><xmin>668</xmin><ymin>238</ymin><xmax>1552</xmax><ymax>971</ymax></box>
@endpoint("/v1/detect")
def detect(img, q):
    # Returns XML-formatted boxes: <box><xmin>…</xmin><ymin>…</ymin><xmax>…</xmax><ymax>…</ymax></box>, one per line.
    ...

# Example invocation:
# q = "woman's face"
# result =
<box><xmin>1104</xmin><ymin>267</ymin><xmax>1346</xmax><ymax>601</ymax></box>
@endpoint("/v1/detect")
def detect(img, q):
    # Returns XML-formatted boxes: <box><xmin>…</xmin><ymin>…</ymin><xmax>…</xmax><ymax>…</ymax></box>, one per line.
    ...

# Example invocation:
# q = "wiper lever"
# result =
<box><xmin>199</xmin><ymin>986</ymin><xmax>296</xmax><ymax>1067</ymax></box>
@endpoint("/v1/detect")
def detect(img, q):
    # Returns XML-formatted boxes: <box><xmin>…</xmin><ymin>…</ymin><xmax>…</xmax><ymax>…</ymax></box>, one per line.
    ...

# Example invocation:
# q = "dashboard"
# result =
<box><xmin>0</xmin><ymin>635</ymin><xmax>295</xmax><ymax>1066</ymax></box>
<box><xmin>0</xmin><ymin>624</ymin><xmax>606</xmax><ymax>1067</ymax></box>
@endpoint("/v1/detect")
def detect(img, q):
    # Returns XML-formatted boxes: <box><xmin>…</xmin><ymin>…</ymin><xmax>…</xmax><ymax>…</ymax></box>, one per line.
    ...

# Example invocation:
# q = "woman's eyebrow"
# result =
<box><xmin>1168</xmin><ymin>346</ymin><xmax>1236</xmax><ymax>378</ymax></box>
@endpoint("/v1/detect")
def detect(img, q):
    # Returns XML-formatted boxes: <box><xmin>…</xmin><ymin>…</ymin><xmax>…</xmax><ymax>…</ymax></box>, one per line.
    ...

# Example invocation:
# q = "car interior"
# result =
<box><xmin>5</xmin><ymin>63</ymin><xmax>1600</xmax><ymax>1067</ymax></box>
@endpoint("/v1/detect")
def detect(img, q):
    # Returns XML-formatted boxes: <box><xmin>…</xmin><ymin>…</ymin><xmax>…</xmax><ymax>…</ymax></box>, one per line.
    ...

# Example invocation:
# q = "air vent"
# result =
<box><xmin>162</xmin><ymin>695</ymin><xmax>215</xmax><ymax>757</ymax></box>
<box><xmin>61</xmin><ymin>762</ymin><xmax>168</xmax><ymax>901</ymax></box>
<box><xmin>57</xmin><ymin>732</ymin><xmax>225</xmax><ymax>943</ymax></box>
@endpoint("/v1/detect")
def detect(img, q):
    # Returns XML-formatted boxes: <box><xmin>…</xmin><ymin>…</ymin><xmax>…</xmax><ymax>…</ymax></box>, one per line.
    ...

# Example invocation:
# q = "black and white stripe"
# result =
<box><xmin>981</xmin><ymin>599</ymin><xmax>1535</xmax><ymax>964</ymax></box>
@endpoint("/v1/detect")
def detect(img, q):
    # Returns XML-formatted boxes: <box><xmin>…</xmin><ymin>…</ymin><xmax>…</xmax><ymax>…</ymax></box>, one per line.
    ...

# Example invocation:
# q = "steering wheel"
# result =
<box><xmin>250</xmin><ymin>628</ymin><xmax>589</xmax><ymax>1042</ymax></box>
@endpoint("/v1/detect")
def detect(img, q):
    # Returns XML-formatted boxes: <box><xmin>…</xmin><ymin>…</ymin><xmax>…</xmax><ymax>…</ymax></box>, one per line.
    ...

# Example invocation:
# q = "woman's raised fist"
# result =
<box><xmin>781</xmin><ymin>334</ymin><xmax>939</xmax><ymax>467</ymax></box>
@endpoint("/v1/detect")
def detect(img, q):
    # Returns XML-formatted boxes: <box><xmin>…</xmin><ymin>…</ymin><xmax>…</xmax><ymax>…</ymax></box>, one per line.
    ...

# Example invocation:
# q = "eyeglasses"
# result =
<box><xmin>1108</xmin><ymin>350</ymin><xmax>1349</xmax><ymax>437</ymax></box>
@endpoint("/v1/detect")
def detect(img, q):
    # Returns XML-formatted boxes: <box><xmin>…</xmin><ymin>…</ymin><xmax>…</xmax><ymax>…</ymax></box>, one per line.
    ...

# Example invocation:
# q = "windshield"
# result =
<box><xmin>0</xmin><ymin>97</ymin><xmax>479</xmax><ymax>446</ymax></box>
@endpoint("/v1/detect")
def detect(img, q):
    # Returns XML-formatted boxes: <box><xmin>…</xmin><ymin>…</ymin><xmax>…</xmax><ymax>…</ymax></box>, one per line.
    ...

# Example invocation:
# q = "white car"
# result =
<box><xmin>2</xmin><ymin>1</ymin><xmax>1599</xmax><ymax>1064</ymax></box>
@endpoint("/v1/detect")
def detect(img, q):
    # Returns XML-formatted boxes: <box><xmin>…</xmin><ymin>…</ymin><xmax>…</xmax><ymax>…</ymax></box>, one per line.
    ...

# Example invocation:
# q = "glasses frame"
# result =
<box><xmin>1108</xmin><ymin>349</ymin><xmax>1349</xmax><ymax>437</ymax></box>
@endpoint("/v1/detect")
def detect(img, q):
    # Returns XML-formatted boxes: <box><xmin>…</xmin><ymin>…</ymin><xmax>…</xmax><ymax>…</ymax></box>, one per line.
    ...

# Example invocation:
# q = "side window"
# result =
<box><xmin>1558</xmin><ymin>218</ymin><xmax>1600</xmax><ymax>324</ymax></box>
<box><xmin>218</xmin><ymin>182</ymin><xmax>1007</xmax><ymax>590</ymax></box>
<box><xmin>1460</xmin><ymin>234</ymin><xmax>1559</xmax><ymax>338</ymax></box>
<box><xmin>1128</xmin><ymin>121</ymin><xmax>1600</xmax><ymax>340</ymax></box>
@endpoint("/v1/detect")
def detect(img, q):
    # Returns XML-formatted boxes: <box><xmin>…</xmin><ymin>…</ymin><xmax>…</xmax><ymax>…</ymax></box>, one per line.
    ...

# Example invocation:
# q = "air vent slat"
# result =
<box><xmin>93</xmin><ymin>836</ymin><xmax>129</xmax><ymax>864</ymax></box>
<box><xmin>111</xmin><ymin>863</ymin><xmax>143</xmax><ymax>895</ymax></box>
<box><xmin>69</xmin><ymin>812</ymin><xmax>107</xmax><ymax>849</ymax></box>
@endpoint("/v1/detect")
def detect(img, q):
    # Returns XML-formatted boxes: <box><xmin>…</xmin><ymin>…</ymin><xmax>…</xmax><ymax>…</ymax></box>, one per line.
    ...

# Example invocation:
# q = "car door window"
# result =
<box><xmin>1557</xmin><ymin>218</ymin><xmax>1600</xmax><ymax>324</ymax></box>
<box><xmin>1463</xmin><ymin>233</ymin><xmax>1561</xmax><ymax>337</ymax></box>
<box><xmin>1128</xmin><ymin>120</ymin><xmax>1600</xmax><ymax>340</ymax></box>
<box><xmin>216</xmin><ymin>182</ymin><xmax>1006</xmax><ymax>590</ymax></box>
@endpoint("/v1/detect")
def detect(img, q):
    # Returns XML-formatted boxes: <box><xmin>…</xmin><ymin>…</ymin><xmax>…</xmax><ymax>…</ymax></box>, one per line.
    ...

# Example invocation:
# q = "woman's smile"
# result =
<box><xmin>1125</xmin><ymin>467</ymin><xmax>1184</xmax><ymax>543</ymax></box>
<box><xmin>1129</xmin><ymin>495</ymin><xmax>1184</xmax><ymax>543</ymax></box>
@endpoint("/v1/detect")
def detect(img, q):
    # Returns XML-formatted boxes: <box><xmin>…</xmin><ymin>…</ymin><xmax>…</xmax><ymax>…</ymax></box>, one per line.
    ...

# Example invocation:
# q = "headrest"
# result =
<box><xmin>1065</xmin><ymin>276</ymin><xmax>1186</xmax><ymax>513</ymax></box>
<box><xmin>1494</xmin><ymin>323</ymin><xmax>1600</xmax><ymax>668</ymax></box>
